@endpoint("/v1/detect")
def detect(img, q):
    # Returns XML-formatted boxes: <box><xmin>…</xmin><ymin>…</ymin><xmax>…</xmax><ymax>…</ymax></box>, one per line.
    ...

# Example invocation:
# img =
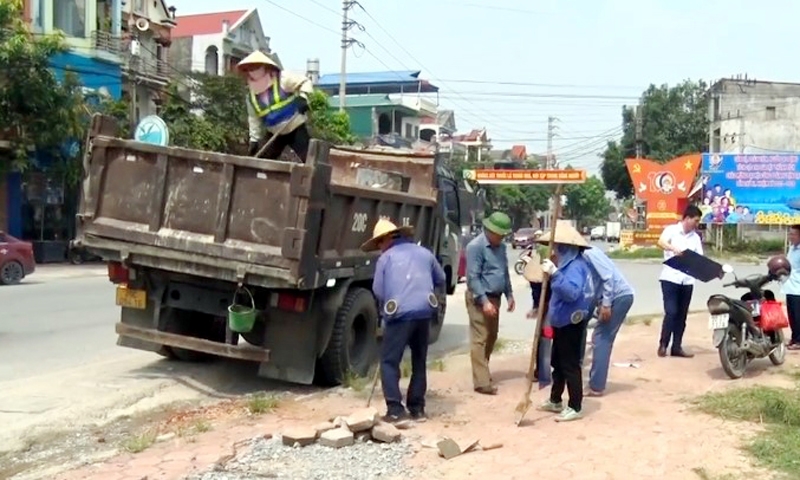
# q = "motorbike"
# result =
<box><xmin>706</xmin><ymin>264</ymin><xmax>787</xmax><ymax>379</ymax></box>
<box><xmin>514</xmin><ymin>246</ymin><xmax>535</xmax><ymax>275</ymax></box>
<box><xmin>68</xmin><ymin>243</ymin><xmax>103</xmax><ymax>265</ymax></box>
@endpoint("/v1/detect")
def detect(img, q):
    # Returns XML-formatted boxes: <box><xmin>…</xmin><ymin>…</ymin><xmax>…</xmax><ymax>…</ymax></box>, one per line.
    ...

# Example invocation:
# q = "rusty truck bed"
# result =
<box><xmin>75</xmin><ymin>119</ymin><xmax>439</xmax><ymax>289</ymax></box>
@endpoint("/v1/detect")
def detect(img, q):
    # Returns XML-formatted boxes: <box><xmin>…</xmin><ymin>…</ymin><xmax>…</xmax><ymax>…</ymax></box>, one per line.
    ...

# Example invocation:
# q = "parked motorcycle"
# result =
<box><xmin>707</xmin><ymin>260</ymin><xmax>790</xmax><ymax>379</ymax></box>
<box><xmin>514</xmin><ymin>246</ymin><xmax>535</xmax><ymax>275</ymax></box>
<box><xmin>68</xmin><ymin>243</ymin><xmax>103</xmax><ymax>265</ymax></box>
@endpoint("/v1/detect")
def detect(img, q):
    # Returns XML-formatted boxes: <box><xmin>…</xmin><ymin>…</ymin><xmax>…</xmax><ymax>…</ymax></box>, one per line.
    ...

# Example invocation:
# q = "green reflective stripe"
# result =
<box><xmin>249</xmin><ymin>82</ymin><xmax>297</xmax><ymax>118</ymax></box>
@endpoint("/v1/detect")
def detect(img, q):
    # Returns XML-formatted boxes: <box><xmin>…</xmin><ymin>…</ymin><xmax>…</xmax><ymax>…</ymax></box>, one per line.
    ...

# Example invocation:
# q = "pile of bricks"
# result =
<box><xmin>280</xmin><ymin>407</ymin><xmax>403</xmax><ymax>449</ymax></box>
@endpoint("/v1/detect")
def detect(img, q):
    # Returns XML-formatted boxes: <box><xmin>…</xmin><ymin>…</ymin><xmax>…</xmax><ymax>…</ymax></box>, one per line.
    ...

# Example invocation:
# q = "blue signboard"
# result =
<box><xmin>701</xmin><ymin>153</ymin><xmax>800</xmax><ymax>225</ymax></box>
<box><xmin>134</xmin><ymin>115</ymin><xmax>170</xmax><ymax>146</ymax></box>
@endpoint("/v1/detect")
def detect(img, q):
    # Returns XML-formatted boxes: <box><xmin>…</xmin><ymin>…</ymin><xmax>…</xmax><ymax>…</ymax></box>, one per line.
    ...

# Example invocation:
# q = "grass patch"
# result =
<box><xmin>341</xmin><ymin>370</ymin><xmax>371</xmax><ymax>391</ymax></box>
<box><xmin>492</xmin><ymin>338</ymin><xmax>509</xmax><ymax>353</ymax></box>
<box><xmin>428</xmin><ymin>358</ymin><xmax>446</xmax><ymax>372</ymax></box>
<box><xmin>400</xmin><ymin>358</ymin><xmax>412</xmax><ymax>379</ymax></box>
<box><xmin>691</xmin><ymin>467</ymin><xmax>740</xmax><ymax>480</ymax></box>
<box><xmin>607</xmin><ymin>247</ymin><xmax>663</xmax><ymax>260</ymax></box>
<box><xmin>692</xmin><ymin>385</ymin><xmax>800</xmax><ymax>476</ymax></box>
<box><xmin>122</xmin><ymin>429</ymin><xmax>157</xmax><ymax>454</ymax></box>
<box><xmin>246</xmin><ymin>393</ymin><xmax>279</xmax><ymax>415</ymax></box>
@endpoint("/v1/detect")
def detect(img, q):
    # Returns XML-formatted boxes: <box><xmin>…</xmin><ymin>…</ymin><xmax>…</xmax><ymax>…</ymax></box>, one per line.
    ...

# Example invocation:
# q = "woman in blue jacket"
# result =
<box><xmin>536</xmin><ymin>223</ymin><xmax>594</xmax><ymax>422</ymax></box>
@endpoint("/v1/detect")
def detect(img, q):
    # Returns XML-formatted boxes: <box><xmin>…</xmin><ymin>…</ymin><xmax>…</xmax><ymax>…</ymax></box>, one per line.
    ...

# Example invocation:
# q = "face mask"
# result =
<box><xmin>246</xmin><ymin>66</ymin><xmax>276</xmax><ymax>94</ymax></box>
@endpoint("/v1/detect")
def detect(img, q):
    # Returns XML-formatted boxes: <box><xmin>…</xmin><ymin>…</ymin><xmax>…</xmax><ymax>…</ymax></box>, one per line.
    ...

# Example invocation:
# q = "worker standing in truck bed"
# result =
<box><xmin>236</xmin><ymin>50</ymin><xmax>314</xmax><ymax>162</ymax></box>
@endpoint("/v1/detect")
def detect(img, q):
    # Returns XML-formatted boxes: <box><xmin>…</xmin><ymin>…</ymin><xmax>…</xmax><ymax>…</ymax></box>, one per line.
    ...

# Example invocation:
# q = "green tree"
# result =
<box><xmin>486</xmin><ymin>184</ymin><xmax>552</xmax><ymax>229</ymax></box>
<box><xmin>0</xmin><ymin>0</ymin><xmax>85</xmax><ymax>173</ymax></box>
<box><xmin>600</xmin><ymin>80</ymin><xmax>709</xmax><ymax>198</ymax></box>
<box><xmin>307</xmin><ymin>89</ymin><xmax>355</xmax><ymax>145</ymax></box>
<box><xmin>563</xmin><ymin>175</ymin><xmax>611</xmax><ymax>229</ymax></box>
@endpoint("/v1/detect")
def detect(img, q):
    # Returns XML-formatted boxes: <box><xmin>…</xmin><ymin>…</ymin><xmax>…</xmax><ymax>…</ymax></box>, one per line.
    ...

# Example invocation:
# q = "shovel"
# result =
<box><xmin>514</xmin><ymin>185</ymin><xmax>563</xmax><ymax>426</ymax></box>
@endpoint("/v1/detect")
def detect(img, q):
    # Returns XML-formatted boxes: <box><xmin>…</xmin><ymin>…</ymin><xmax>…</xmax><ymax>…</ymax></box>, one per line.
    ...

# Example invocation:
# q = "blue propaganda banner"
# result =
<box><xmin>701</xmin><ymin>153</ymin><xmax>800</xmax><ymax>225</ymax></box>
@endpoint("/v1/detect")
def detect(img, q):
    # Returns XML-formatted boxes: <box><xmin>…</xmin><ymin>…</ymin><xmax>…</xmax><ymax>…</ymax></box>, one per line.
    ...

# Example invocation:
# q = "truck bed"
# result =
<box><xmin>75</xmin><ymin>116</ymin><xmax>439</xmax><ymax>289</ymax></box>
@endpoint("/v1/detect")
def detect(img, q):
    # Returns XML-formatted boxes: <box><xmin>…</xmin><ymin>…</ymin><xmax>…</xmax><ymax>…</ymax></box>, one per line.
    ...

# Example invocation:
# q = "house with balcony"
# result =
<box><xmin>3</xmin><ymin>1</ymin><xmax>126</xmax><ymax>242</ymax></box>
<box><xmin>170</xmin><ymin>9</ymin><xmax>272</xmax><ymax>76</ymax></box>
<box><xmin>316</xmin><ymin>69</ymin><xmax>440</xmax><ymax>147</ymax></box>
<box><xmin>121</xmin><ymin>0</ymin><xmax>177</xmax><ymax>121</ymax></box>
<box><xmin>452</xmin><ymin>128</ymin><xmax>492</xmax><ymax>162</ymax></box>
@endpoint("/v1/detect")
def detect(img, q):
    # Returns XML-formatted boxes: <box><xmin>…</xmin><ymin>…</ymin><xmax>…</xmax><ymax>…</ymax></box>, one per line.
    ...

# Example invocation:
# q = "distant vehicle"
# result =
<box><xmin>590</xmin><ymin>226</ymin><xmax>606</xmax><ymax>241</ymax></box>
<box><xmin>511</xmin><ymin>228</ymin><xmax>539</xmax><ymax>249</ymax></box>
<box><xmin>605</xmin><ymin>221</ymin><xmax>621</xmax><ymax>242</ymax></box>
<box><xmin>0</xmin><ymin>231</ymin><xmax>35</xmax><ymax>285</ymax></box>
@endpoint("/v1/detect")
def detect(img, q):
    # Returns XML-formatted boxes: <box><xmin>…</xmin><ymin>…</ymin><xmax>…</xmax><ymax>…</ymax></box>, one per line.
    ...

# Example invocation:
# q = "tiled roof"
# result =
<box><xmin>511</xmin><ymin>145</ymin><xmax>527</xmax><ymax>160</ymax></box>
<box><xmin>172</xmin><ymin>10</ymin><xmax>248</xmax><ymax>38</ymax></box>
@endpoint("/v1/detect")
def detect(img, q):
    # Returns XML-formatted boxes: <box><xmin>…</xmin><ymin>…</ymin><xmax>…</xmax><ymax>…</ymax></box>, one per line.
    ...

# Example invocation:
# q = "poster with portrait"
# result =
<box><xmin>701</xmin><ymin>153</ymin><xmax>800</xmax><ymax>225</ymax></box>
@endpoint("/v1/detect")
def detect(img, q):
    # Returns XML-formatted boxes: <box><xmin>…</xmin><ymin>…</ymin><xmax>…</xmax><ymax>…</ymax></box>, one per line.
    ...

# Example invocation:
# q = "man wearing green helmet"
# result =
<box><xmin>464</xmin><ymin>211</ymin><xmax>516</xmax><ymax>395</ymax></box>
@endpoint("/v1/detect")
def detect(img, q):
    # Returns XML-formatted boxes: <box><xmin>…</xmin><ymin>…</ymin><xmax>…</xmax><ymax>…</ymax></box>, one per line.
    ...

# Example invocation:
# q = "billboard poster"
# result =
<box><xmin>701</xmin><ymin>153</ymin><xmax>800</xmax><ymax>225</ymax></box>
<box><xmin>625</xmin><ymin>154</ymin><xmax>701</xmax><ymax>230</ymax></box>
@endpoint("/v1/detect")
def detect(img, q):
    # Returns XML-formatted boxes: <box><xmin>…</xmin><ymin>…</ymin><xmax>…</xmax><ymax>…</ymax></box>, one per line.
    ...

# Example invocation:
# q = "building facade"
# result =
<box><xmin>708</xmin><ymin>77</ymin><xmax>800</xmax><ymax>154</ymax></box>
<box><xmin>121</xmin><ymin>0</ymin><xmax>177</xmax><ymax>122</ymax></box>
<box><xmin>170</xmin><ymin>9</ymin><xmax>272</xmax><ymax>76</ymax></box>
<box><xmin>3</xmin><ymin>0</ymin><xmax>126</xmax><ymax>240</ymax></box>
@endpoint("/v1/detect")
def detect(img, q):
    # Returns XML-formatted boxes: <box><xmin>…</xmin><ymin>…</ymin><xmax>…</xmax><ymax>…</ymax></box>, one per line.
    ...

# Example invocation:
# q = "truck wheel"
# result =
<box><xmin>316</xmin><ymin>287</ymin><xmax>379</xmax><ymax>386</ymax></box>
<box><xmin>159</xmin><ymin>307</ymin><xmax>225</xmax><ymax>362</ymax></box>
<box><xmin>429</xmin><ymin>300</ymin><xmax>445</xmax><ymax>344</ymax></box>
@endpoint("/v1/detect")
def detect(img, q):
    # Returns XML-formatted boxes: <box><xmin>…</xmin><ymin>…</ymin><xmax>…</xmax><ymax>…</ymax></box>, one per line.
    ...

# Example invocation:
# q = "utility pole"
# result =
<box><xmin>129</xmin><ymin>36</ymin><xmax>141</xmax><ymax>130</ymax></box>
<box><xmin>635</xmin><ymin>105</ymin><xmax>643</xmax><ymax>158</ymax></box>
<box><xmin>339</xmin><ymin>0</ymin><xmax>360</xmax><ymax>112</ymax></box>
<box><xmin>546</xmin><ymin>116</ymin><xmax>556</xmax><ymax>168</ymax></box>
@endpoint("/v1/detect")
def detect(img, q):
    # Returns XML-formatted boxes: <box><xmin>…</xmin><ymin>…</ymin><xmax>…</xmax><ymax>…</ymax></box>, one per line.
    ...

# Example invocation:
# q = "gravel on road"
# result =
<box><xmin>185</xmin><ymin>434</ymin><xmax>414</xmax><ymax>480</ymax></box>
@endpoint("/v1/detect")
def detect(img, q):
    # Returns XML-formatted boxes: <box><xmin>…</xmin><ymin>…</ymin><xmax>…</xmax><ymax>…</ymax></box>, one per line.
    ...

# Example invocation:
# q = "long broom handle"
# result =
<box><xmin>522</xmin><ymin>185</ymin><xmax>563</xmax><ymax>396</ymax></box>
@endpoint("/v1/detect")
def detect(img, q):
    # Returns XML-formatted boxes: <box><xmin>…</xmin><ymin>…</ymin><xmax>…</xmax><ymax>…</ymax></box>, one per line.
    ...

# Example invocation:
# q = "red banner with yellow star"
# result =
<box><xmin>625</xmin><ymin>154</ymin><xmax>701</xmax><ymax>229</ymax></box>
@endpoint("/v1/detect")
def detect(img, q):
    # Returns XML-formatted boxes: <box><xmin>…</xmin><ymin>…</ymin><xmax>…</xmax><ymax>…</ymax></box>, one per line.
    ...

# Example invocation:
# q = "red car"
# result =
<box><xmin>0</xmin><ymin>231</ymin><xmax>35</xmax><ymax>285</ymax></box>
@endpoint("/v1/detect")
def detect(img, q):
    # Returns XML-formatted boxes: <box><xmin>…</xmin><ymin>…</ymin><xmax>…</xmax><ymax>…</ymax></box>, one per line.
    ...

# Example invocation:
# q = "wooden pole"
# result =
<box><xmin>514</xmin><ymin>184</ymin><xmax>563</xmax><ymax>425</ymax></box>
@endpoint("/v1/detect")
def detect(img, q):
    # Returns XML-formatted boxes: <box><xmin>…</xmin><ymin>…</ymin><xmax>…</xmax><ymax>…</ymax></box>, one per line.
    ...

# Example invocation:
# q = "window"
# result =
<box><xmin>766</xmin><ymin>106</ymin><xmax>776</xmax><ymax>120</ymax></box>
<box><xmin>133</xmin><ymin>0</ymin><xmax>146</xmax><ymax>14</ymax></box>
<box><xmin>31</xmin><ymin>0</ymin><xmax>44</xmax><ymax>31</ymax></box>
<box><xmin>405</xmin><ymin>123</ymin><xmax>413</xmax><ymax>139</ymax></box>
<box><xmin>53</xmin><ymin>0</ymin><xmax>86</xmax><ymax>38</ymax></box>
<box><xmin>414</xmin><ymin>126</ymin><xmax>419</xmax><ymax>139</ymax></box>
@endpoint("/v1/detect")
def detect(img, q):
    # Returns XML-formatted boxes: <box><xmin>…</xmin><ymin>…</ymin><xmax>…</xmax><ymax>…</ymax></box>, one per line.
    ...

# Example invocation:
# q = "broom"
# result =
<box><xmin>513</xmin><ymin>185</ymin><xmax>563</xmax><ymax>426</ymax></box>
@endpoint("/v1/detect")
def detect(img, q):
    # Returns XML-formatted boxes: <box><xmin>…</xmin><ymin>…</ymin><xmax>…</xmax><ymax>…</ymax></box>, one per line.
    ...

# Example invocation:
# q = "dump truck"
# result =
<box><xmin>73</xmin><ymin>115</ymin><xmax>463</xmax><ymax>386</ymax></box>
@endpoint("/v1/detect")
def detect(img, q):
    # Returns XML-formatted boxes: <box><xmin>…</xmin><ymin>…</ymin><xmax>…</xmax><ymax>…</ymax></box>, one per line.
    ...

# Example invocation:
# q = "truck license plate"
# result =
<box><xmin>116</xmin><ymin>286</ymin><xmax>147</xmax><ymax>309</ymax></box>
<box><xmin>708</xmin><ymin>313</ymin><xmax>729</xmax><ymax>330</ymax></box>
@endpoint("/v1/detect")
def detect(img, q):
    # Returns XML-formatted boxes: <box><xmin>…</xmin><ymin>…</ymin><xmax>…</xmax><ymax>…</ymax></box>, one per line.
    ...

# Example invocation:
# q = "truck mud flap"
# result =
<box><xmin>115</xmin><ymin>323</ymin><xmax>270</xmax><ymax>362</ymax></box>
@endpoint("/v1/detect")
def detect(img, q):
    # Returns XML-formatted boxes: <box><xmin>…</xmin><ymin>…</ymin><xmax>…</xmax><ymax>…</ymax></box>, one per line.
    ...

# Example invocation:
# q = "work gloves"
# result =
<box><xmin>541</xmin><ymin>259</ymin><xmax>558</xmax><ymax>276</ymax></box>
<box><xmin>248</xmin><ymin>141</ymin><xmax>259</xmax><ymax>156</ymax></box>
<box><xmin>297</xmin><ymin>96</ymin><xmax>309</xmax><ymax>114</ymax></box>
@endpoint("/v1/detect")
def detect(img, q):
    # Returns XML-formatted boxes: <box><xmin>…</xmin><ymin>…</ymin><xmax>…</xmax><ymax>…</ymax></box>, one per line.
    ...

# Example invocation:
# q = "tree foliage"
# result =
<box><xmin>600</xmin><ymin>80</ymin><xmax>710</xmax><ymax>198</ymax></box>
<box><xmin>563</xmin><ymin>175</ymin><xmax>611</xmax><ymax>229</ymax></box>
<box><xmin>0</xmin><ymin>0</ymin><xmax>85</xmax><ymax>173</ymax></box>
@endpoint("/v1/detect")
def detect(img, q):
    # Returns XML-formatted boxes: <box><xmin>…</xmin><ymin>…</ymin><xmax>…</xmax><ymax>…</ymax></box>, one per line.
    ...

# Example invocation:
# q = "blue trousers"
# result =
<box><xmin>381</xmin><ymin>318</ymin><xmax>429</xmax><ymax>416</ymax></box>
<box><xmin>588</xmin><ymin>294</ymin><xmax>634</xmax><ymax>392</ymax></box>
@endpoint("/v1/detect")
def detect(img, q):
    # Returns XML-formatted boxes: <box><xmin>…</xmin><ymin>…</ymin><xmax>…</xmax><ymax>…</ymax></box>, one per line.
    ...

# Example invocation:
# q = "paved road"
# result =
<box><xmin>0</xmin><ymin>256</ymin><xmax>770</xmax><ymax>453</ymax></box>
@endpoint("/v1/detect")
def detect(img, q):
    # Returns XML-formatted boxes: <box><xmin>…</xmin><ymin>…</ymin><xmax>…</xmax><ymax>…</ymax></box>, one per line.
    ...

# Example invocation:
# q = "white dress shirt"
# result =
<box><xmin>658</xmin><ymin>222</ymin><xmax>704</xmax><ymax>286</ymax></box>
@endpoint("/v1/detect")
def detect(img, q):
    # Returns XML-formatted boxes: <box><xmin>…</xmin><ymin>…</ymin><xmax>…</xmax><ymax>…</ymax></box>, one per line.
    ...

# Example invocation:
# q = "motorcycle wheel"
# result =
<box><xmin>718</xmin><ymin>324</ymin><xmax>748</xmax><ymax>379</ymax></box>
<box><xmin>769</xmin><ymin>329</ymin><xmax>787</xmax><ymax>366</ymax></box>
<box><xmin>514</xmin><ymin>260</ymin><xmax>525</xmax><ymax>275</ymax></box>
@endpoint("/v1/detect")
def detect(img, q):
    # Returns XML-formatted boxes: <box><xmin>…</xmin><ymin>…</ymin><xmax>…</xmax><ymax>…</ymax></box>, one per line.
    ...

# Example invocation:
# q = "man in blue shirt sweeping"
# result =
<box><xmin>362</xmin><ymin>218</ymin><xmax>446</xmax><ymax>422</ymax></box>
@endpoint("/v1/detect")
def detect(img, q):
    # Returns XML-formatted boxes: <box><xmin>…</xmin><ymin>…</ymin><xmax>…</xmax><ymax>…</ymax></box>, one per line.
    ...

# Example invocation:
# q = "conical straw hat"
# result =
<box><xmin>534</xmin><ymin>220</ymin><xmax>589</xmax><ymax>248</ymax></box>
<box><xmin>360</xmin><ymin>219</ymin><xmax>414</xmax><ymax>252</ymax></box>
<box><xmin>236</xmin><ymin>50</ymin><xmax>281</xmax><ymax>72</ymax></box>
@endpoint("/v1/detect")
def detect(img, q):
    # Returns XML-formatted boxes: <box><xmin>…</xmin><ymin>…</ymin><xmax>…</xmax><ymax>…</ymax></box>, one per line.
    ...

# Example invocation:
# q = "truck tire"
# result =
<box><xmin>316</xmin><ymin>287</ymin><xmax>379</xmax><ymax>386</ymax></box>
<box><xmin>429</xmin><ymin>300</ymin><xmax>445</xmax><ymax>344</ymax></box>
<box><xmin>159</xmin><ymin>307</ymin><xmax>226</xmax><ymax>362</ymax></box>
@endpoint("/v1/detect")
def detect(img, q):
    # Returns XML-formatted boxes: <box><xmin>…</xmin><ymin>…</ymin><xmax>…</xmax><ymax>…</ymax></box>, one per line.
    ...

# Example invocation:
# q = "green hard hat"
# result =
<box><xmin>483</xmin><ymin>211</ymin><xmax>512</xmax><ymax>236</ymax></box>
